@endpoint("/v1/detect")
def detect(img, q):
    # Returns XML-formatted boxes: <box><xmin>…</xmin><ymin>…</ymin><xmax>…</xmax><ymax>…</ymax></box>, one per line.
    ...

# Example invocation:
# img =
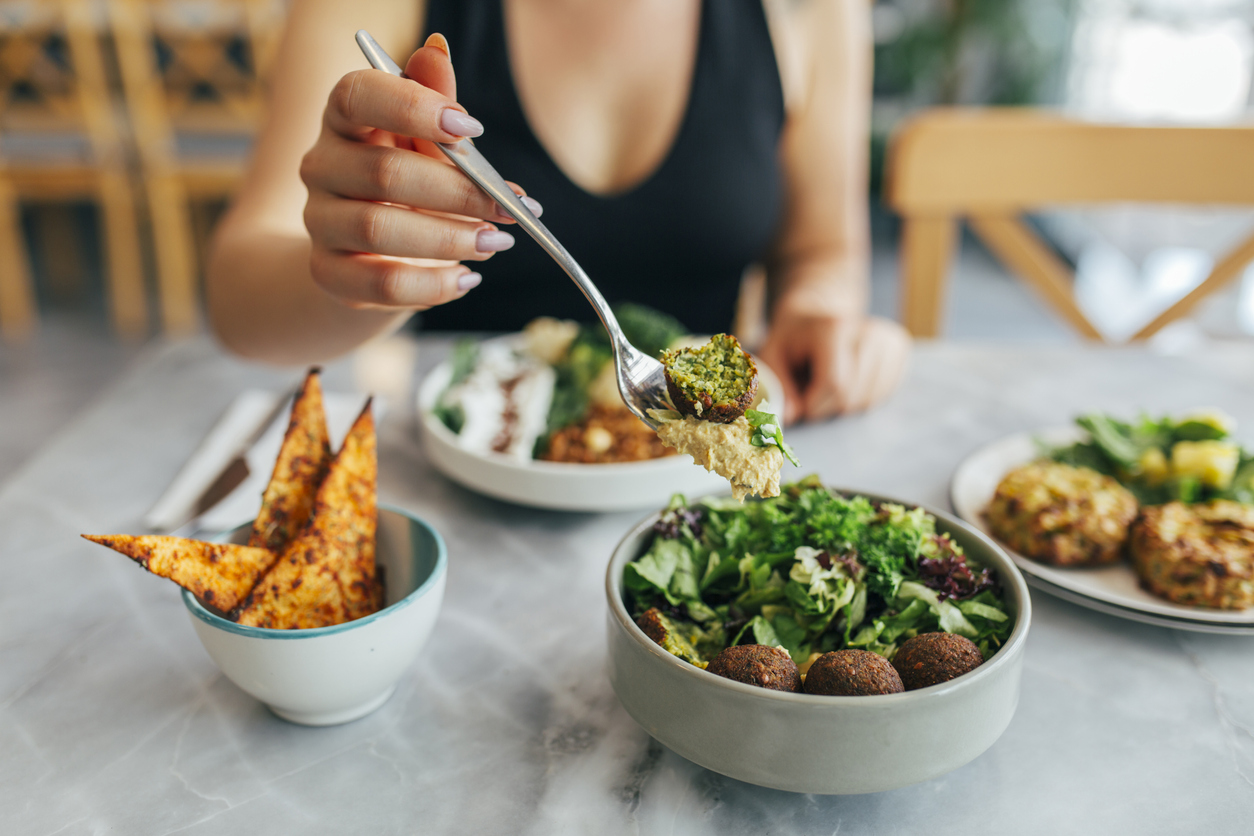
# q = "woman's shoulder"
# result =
<box><xmin>762</xmin><ymin>0</ymin><xmax>870</xmax><ymax>115</ymax></box>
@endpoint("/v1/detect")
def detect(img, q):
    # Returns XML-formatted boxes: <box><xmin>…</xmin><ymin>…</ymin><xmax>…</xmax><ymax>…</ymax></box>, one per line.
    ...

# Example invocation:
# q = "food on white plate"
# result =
<box><xmin>543</xmin><ymin>404</ymin><xmax>673</xmax><ymax>463</ymax></box>
<box><xmin>982</xmin><ymin>409</ymin><xmax>1254</xmax><ymax>610</ymax></box>
<box><xmin>984</xmin><ymin>460</ymin><xmax>1138</xmax><ymax>567</ymax></box>
<box><xmin>85</xmin><ymin>368</ymin><xmax>384</xmax><ymax>629</ymax></box>
<box><xmin>432</xmin><ymin>304</ymin><xmax>688</xmax><ymax>464</ymax></box>
<box><xmin>1048</xmin><ymin>409</ymin><xmax>1253</xmax><ymax>504</ymax></box>
<box><xmin>430</xmin><ymin>309</ymin><xmax>799</xmax><ymax>498</ymax></box>
<box><xmin>1129</xmin><ymin>501</ymin><xmax>1254</xmax><ymax>610</ymax></box>
<box><xmin>624</xmin><ymin>479</ymin><xmax>1015</xmax><ymax>695</ymax></box>
<box><xmin>432</xmin><ymin>339</ymin><xmax>556</xmax><ymax>462</ymax></box>
<box><xmin>652</xmin><ymin>333</ymin><xmax>798</xmax><ymax>500</ymax></box>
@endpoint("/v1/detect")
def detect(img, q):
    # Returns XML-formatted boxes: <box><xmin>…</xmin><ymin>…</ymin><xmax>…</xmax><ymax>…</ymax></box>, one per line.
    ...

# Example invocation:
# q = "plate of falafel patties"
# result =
<box><xmin>951</xmin><ymin>411</ymin><xmax>1254</xmax><ymax>634</ymax></box>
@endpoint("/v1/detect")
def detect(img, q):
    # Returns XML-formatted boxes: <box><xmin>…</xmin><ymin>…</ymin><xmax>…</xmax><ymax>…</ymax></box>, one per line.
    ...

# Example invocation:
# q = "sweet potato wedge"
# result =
<box><xmin>236</xmin><ymin>400</ymin><xmax>382</xmax><ymax>628</ymax></box>
<box><xmin>233</xmin><ymin>533</ymin><xmax>350</xmax><ymax>629</ymax></box>
<box><xmin>310</xmin><ymin>400</ymin><xmax>381</xmax><ymax>619</ymax></box>
<box><xmin>82</xmin><ymin>534</ymin><xmax>275</xmax><ymax>612</ymax></box>
<box><xmin>248</xmin><ymin>368</ymin><xmax>332</xmax><ymax>553</ymax></box>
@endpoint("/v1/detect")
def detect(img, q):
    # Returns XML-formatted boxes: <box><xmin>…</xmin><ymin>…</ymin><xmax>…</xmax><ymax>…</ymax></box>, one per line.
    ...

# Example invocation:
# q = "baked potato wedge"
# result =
<box><xmin>248</xmin><ymin>368</ymin><xmax>332</xmax><ymax>553</ymax></box>
<box><xmin>236</xmin><ymin>400</ymin><xmax>382</xmax><ymax>628</ymax></box>
<box><xmin>82</xmin><ymin>534</ymin><xmax>275</xmax><ymax>612</ymax></box>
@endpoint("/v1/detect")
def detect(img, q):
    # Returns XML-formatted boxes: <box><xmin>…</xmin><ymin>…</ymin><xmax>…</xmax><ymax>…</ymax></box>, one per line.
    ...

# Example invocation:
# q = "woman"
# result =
<box><xmin>207</xmin><ymin>0</ymin><xmax>909</xmax><ymax>423</ymax></box>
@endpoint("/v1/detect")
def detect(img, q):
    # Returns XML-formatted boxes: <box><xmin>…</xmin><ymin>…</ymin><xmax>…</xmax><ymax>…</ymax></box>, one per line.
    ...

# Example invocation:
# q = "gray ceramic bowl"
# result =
<box><xmin>605</xmin><ymin>490</ymin><xmax>1032</xmax><ymax>795</ymax></box>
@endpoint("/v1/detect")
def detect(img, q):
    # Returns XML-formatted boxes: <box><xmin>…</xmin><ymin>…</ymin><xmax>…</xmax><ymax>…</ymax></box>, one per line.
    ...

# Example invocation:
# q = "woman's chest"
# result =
<box><xmin>503</xmin><ymin>0</ymin><xmax>701</xmax><ymax>195</ymax></box>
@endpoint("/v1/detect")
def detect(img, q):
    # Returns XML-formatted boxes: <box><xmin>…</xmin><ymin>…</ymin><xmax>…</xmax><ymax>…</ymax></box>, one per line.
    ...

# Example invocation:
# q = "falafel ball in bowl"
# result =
<box><xmin>804</xmin><ymin>650</ymin><xmax>904</xmax><ymax>696</ymax></box>
<box><xmin>893</xmin><ymin>633</ymin><xmax>986</xmax><ymax>691</ymax></box>
<box><xmin>707</xmin><ymin>644</ymin><xmax>802</xmax><ymax>693</ymax></box>
<box><xmin>605</xmin><ymin>485</ymin><xmax>1032</xmax><ymax>795</ymax></box>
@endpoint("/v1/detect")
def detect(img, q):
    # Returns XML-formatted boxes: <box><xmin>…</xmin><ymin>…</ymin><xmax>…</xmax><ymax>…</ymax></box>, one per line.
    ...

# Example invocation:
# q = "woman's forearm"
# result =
<box><xmin>206</xmin><ymin>225</ymin><xmax>412</xmax><ymax>365</ymax></box>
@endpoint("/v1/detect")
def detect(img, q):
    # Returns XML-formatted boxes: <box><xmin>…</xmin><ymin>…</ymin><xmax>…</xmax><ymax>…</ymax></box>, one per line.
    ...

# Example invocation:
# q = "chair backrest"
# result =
<box><xmin>108</xmin><ymin>0</ymin><xmax>282</xmax><ymax>168</ymax></box>
<box><xmin>0</xmin><ymin>0</ymin><xmax>123</xmax><ymax>164</ymax></box>
<box><xmin>885</xmin><ymin>108</ymin><xmax>1254</xmax><ymax>340</ymax></box>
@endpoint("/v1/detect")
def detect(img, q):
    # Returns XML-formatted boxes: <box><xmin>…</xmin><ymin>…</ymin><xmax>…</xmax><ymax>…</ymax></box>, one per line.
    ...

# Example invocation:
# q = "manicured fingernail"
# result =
<box><xmin>476</xmin><ymin>229</ymin><xmax>514</xmax><ymax>252</ymax></box>
<box><xmin>458</xmin><ymin>272</ymin><xmax>482</xmax><ymax>292</ymax></box>
<box><xmin>440</xmin><ymin>109</ymin><xmax>483</xmax><ymax>138</ymax></box>
<box><xmin>424</xmin><ymin>33</ymin><xmax>450</xmax><ymax>58</ymax></box>
<box><xmin>520</xmin><ymin>196</ymin><xmax>543</xmax><ymax>217</ymax></box>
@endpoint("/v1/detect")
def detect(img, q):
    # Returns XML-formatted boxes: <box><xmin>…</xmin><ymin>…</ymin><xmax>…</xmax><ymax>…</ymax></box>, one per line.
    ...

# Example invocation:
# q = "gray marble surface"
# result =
<box><xmin>3</xmin><ymin>336</ymin><xmax>1253</xmax><ymax>835</ymax></box>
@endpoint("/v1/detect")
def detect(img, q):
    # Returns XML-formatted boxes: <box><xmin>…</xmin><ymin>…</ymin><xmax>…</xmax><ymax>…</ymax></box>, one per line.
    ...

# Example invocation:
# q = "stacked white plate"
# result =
<box><xmin>951</xmin><ymin>428</ymin><xmax>1254</xmax><ymax>635</ymax></box>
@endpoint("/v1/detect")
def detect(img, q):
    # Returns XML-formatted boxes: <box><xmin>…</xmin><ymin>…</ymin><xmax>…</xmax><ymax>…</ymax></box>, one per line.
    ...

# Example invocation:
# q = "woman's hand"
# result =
<box><xmin>298</xmin><ymin>34</ymin><xmax>540</xmax><ymax>311</ymax></box>
<box><xmin>760</xmin><ymin>312</ymin><xmax>911</xmax><ymax>425</ymax></box>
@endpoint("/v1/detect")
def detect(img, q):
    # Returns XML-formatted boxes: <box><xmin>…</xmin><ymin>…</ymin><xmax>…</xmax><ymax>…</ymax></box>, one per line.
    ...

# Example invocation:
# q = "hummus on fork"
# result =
<box><xmin>652</xmin><ymin>412</ymin><xmax>783</xmax><ymax>501</ymax></box>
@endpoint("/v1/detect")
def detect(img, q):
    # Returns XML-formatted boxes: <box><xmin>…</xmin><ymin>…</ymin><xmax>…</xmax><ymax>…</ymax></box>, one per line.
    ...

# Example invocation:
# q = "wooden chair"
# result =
<box><xmin>0</xmin><ymin>167</ymin><xmax>36</xmax><ymax>340</ymax></box>
<box><xmin>108</xmin><ymin>0</ymin><xmax>282</xmax><ymax>335</ymax></box>
<box><xmin>0</xmin><ymin>0</ymin><xmax>147</xmax><ymax>340</ymax></box>
<box><xmin>885</xmin><ymin>108</ymin><xmax>1254</xmax><ymax>341</ymax></box>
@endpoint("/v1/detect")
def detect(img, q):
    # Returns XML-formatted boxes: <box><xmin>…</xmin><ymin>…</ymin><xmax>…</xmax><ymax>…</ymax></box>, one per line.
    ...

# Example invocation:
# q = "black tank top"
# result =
<box><xmin>417</xmin><ymin>0</ymin><xmax>785</xmax><ymax>334</ymax></box>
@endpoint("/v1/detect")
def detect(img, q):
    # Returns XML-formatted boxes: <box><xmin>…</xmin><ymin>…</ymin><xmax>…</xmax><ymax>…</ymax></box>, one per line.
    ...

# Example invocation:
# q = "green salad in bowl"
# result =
<box><xmin>622</xmin><ymin>476</ymin><xmax>1014</xmax><ymax>678</ymax></box>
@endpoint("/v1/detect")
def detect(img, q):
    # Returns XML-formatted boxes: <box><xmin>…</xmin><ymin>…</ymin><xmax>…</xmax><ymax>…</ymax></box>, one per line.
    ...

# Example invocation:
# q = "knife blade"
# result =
<box><xmin>174</xmin><ymin>384</ymin><xmax>297</xmax><ymax>532</ymax></box>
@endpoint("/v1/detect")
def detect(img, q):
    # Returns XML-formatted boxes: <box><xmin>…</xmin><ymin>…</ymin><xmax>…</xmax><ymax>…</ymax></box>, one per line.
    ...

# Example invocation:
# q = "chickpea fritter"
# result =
<box><xmin>636</xmin><ymin>608</ymin><xmax>669</xmax><ymax>646</ymax></box>
<box><xmin>892</xmin><ymin>633</ymin><xmax>984</xmax><ymax>691</ymax></box>
<box><xmin>660</xmin><ymin>334</ymin><xmax>758</xmax><ymax>423</ymax></box>
<box><xmin>1129</xmin><ymin>501</ymin><xmax>1254</xmax><ymax>610</ymax></box>
<box><xmin>985</xmin><ymin>461</ymin><xmax>1138</xmax><ymax>566</ymax></box>
<box><xmin>706</xmin><ymin>644</ymin><xmax>802</xmax><ymax>692</ymax></box>
<box><xmin>803</xmin><ymin>650</ymin><xmax>904</xmax><ymax>696</ymax></box>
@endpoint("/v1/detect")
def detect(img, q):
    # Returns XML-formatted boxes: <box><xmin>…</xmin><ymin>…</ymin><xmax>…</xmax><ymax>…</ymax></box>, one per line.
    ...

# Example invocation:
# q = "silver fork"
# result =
<box><xmin>355</xmin><ymin>30</ymin><xmax>671</xmax><ymax>429</ymax></box>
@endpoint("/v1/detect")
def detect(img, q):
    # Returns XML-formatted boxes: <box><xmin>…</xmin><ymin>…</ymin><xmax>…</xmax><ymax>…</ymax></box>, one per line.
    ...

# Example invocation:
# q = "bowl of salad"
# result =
<box><xmin>416</xmin><ymin>305</ymin><xmax>786</xmax><ymax>511</ymax></box>
<box><xmin>604</xmin><ymin>478</ymin><xmax>1031</xmax><ymax>794</ymax></box>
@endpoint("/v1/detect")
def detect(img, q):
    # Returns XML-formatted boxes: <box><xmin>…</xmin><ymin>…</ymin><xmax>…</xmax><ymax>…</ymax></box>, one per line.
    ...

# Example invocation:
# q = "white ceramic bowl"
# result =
<box><xmin>605</xmin><ymin>491</ymin><xmax>1032</xmax><ymax>795</ymax></box>
<box><xmin>184</xmin><ymin>505</ymin><xmax>447</xmax><ymax>726</ymax></box>
<box><xmin>416</xmin><ymin>336</ymin><xmax>787</xmax><ymax>511</ymax></box>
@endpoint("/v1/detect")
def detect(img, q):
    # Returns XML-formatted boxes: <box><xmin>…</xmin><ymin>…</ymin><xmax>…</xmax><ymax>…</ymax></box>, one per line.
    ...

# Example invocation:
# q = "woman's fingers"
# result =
<box><xmin>325</xmin><ymin>69</ymin><xmax>481</xmax><ymax>145</ymax></box>
<box><xmin>823</xmin><ymin>318</ymin><xmax>910</xmax><ymax>415</ymax></box>
<box><xmin>302</xmin><ymin>135</ymin><xmax>540</xmax><ymax>223</ymax></box>
<box><xmin>406</xmin><ymin>35</ymin><xmax>457</xmax><ymax>100</ymax></box>
<box><xmin>310</xmin><ymin>246</ymin><xmax>482</xmax><ymax>309</ymax></box>
<box><xmin>799</xmin><ymin>320</ymin><xmax>851</xmax><ymax>419</ymax></box>
<box><xmin>763</xmin><ymin>315</ymin><xmax>912</xmax><ymax>422</ymax></box>
<box><xmin>305</xmin><ymin>194</ymin><xmax>515</xmax><ymax>261</ymax></box>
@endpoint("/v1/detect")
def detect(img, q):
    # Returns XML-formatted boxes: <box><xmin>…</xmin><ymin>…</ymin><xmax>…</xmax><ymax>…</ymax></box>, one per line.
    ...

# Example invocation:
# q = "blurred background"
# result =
<box><xmin>3</xmin><ymin>0</ymin><xmax>1254</xmax><ymax>475</ymax></box>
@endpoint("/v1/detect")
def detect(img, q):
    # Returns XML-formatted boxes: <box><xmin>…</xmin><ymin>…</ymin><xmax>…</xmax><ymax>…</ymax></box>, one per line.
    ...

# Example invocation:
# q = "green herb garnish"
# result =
<box><xmin>746</xmin><ymin>409</ymin><xmax>800</xmax><ymax>467</ymax></box>
<box><xmin>434</xmin><ymin>338</ymin><xmax>479</xmax><ymax>433</ymax></box>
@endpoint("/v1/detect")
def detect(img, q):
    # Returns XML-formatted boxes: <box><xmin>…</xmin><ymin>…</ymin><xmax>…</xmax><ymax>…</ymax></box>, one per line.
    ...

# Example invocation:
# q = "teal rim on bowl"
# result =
<box><xmin>182</xmin><ymin>503</ymin><xmax>447</xmax><ymax>640</ymax></box>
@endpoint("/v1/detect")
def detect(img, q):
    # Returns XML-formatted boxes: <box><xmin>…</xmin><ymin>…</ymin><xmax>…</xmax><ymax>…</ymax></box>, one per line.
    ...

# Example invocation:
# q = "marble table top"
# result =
<box><xmin>2</xmin><ymin>336</ymin><xmax>1253</xmax><ymax>835</ymax></box>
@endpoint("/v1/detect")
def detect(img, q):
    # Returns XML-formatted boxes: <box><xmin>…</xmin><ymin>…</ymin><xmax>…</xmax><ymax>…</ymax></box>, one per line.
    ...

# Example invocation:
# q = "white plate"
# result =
<box><xmin>416</xmin><ymin>337</ymin><xmax>787</xmax><ymax>512</ymax></box>
<box><xmin>950</xmin><ymin>428</ymin><xmax>1254</xmax><ymax>628</ymax></box>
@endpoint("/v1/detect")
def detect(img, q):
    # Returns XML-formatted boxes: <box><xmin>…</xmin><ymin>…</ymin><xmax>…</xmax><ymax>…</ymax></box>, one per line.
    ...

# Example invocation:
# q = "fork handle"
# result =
<box><xmin>354</xmin><ymin>31</ymin><xmax>627</xmax><ymax>350</ymax></box>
